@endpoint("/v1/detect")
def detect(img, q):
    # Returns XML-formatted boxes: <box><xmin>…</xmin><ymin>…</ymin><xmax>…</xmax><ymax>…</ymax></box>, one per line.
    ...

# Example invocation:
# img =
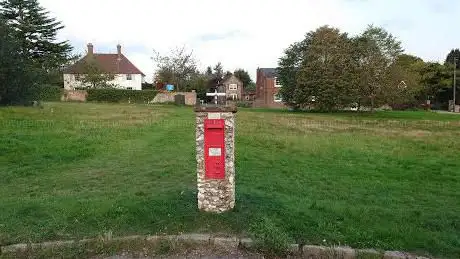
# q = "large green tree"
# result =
<box><xmin>233</xmin><ymin>68</ymin><xmax>253</xmax><ymax>88</ymax></box>
<box><xmin>0</xmin><ymin>0</ymin><xmax>72</xmax><ymax>81</ymax></box>
<box><xmin>0</xmin><ymin>18</ymin><xmax>40</xmax><ymax>105</ymax></box>
<box><xmin>279</xmin><ymin>26</ymin><xmax>356</xmax><ymax>111</ymax></box>
<box><xmin>353</xmin><ymin>25</ymin><xmax>404</xmax><ymax>111</ymax></box>
<box><xmin>278</xmin><ymin>39</ymin><xmax>309</xmax><ymax>109</ymax></box>
<box><xmin>445</xmin><ymin>49</ymin><xmax>460</xmax><ymax>68</ymax></box>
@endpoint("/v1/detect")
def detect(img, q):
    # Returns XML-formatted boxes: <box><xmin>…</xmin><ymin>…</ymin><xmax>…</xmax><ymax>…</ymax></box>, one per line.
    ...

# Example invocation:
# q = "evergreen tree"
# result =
<box><xmin>445</xmin><ymin>49</ymin><xmax>460</xmax><ymax>68</ymax></box>
<box><xmin>0</xmin><ymin>18</ymin><xmax>40</xmax><ymax>105</ymax></box>
<box><xmin>233</xmin><ymin>68</ymin><xmax>253</xmax><ymax>88</ymax></box>
<box><xmin>0</xmin><ymin>0</ymin><xmax>72</xmax><ymax>75</ymax></box>
<box><xmin>213</xmin><ymin>62</ymin><xmax>224</xmax><ymax>82</ymax></box>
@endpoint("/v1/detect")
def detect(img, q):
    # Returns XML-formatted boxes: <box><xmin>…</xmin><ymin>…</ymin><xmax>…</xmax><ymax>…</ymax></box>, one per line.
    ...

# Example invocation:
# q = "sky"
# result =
<box><xmin>39</xmin><ymin>0</ymin><xmax>460</xmax><ymax>83</ymax></box>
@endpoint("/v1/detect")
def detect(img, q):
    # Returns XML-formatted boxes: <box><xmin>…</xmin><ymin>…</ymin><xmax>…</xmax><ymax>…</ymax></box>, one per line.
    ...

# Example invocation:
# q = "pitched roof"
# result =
<box><xmin>64</xmin><ymin>54</ymin><xmax>145</xmax><ymax>76</ymax></box>
<box><xmin>222</xmin><ymin>74</ymin><xmax>243</xmax><ymax>85</ymax></box>
<box><xmin>259</xmin><ymin>68</ymin><xmax>278</xmax><ymax>78</ymax></box>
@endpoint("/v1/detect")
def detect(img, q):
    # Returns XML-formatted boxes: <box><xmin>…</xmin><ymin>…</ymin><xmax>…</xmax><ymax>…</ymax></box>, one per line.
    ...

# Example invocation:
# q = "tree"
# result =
<box><xmin>0</xmin><ymin>18</ymin><xmax>40</xmax><ymax>105</ymax></box>
<box><xmin>213</xmin><ymin>62</ymin><xmax>224</xmax><ymax>82</ymax></box>
<box><xmin>79</xmin><ymin>58</ymin><xmax>115</xmax><ymax>89</ymax></box>
<box><xmin>205</xmin><ymin>66</ymin><xmax>213</xmax><ymax>78</ymax></box>
<box><xmin>233</xmin><ymin>69</ymin><xmax>253</xmax><ymax>89</ymax></box>
<box><xmin>0</xmin><ymin>0</ymin><xmax>72</xmax><ymax>77</ymax></box>
<box><xmin>420</xmin><ymin>62</ymin><xmax>453</xmax><ymax>109</ymax></box>
<box><xmin>353</xmin><ymin>25</ymin><xmax>404</xmax><ymax>111</ymax></box>
<box><xmin>152</xmin><ymin>46</ymin><xmax>197</xmax><ymax>91</ymax></box>
<box><xmin>385</xmin><ymin>54</ymin><xmax>425</xmax><ymax>107</ymax></box>
<box><xmin>278</xmin><ymin>26</ymin><xmax>356</xmax><ymax>111</ymax></box>
<box><xmin>224</xmin><ymin>70</ymin><xmax>232</xmax><ymax>79</ymax></box>
<box><xmin>445</xmin><ymin>49</ymin><xmax>460</xmax><ymax>68</ymax></box>
<box><xmin>278</xmin><ymin>38</ymin><xmax>310</xmax><ymax>109</ymax></box>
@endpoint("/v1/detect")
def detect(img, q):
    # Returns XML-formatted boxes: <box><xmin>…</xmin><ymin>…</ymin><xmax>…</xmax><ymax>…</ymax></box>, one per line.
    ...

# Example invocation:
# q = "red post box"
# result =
<box><xmin>204</xmin><ymin>119</ymin><xmax>225</xmax><ymax>179</ymax></box>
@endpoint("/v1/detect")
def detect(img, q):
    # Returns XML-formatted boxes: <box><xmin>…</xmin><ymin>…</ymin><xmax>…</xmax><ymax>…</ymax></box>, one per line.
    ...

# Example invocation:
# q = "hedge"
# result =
<box><xmin>86</xmin><ymin>89</ymin><xmax>157</xmax><ymax>103</ymax></box>
<box><xmin>37</xmin><ymin>85</ymin><xmax>64</xmax><ymax>101</ymax></box>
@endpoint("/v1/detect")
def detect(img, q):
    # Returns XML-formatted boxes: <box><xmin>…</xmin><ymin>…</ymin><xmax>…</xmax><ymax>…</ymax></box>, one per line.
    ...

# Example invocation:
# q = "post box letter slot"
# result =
<box><xmin>204</xmin><ymin>119</ymin><xmax>225</xmax><ymax>179</ymax></box>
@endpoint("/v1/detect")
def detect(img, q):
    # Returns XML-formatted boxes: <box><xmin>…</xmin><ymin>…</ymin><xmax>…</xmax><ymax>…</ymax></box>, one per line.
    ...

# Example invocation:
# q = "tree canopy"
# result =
<box><xmin>0</xmin><ymin>0</ymin><xmax>72</xmax><ymax>105</ymax></box>
<box><xmin>277</xmin><ymin>24</ymin><xmax>452</xmax><ymax>111</ymax></box>
<box><xmin>0</xmin><ymin>18</ymin><xmax>40</xmax><ymax>105</ymax></box>
<box><xmin>233</xmin><ymin>69</ymin><xmax>253</xmax><ymax>90</ymax></box>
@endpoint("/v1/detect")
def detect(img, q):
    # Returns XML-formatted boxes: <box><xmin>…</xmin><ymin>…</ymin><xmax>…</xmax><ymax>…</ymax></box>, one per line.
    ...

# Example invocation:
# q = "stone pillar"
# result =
<box><xmin>195</xmin><ymin>106</ymin><xmax>237</xmax><ymax>213</ymax></box>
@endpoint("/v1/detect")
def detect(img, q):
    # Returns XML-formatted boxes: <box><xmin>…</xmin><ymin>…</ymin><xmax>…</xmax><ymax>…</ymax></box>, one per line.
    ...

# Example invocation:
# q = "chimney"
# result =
<box><xmin>116</xmin><ymin>44</ymin><xmax>122</xmax><ymax>73</ymax></box>
<box><xmin>117</xmin><ymin>44</ymin><xmax>122</xmax><ymax>58</ymax></box>
<box><xmin>87</xmin><ymin>43</ymin><xmax>94</xmax><ymax>55</ymax></box>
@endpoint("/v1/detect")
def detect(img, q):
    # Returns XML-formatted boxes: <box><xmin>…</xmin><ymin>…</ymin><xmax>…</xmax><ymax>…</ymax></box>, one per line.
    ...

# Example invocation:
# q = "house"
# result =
<box><xmin>63</xmin><ymin>43</ymin><xmax>145</xmax><ymax>90</ymax></box>
<box><xmin>254</xmin><ymin>67</ymin><xmax>285</xmax><ymax>108</ymax></box>
<box><xmin>221</xmin><ymin>74</ymin><xmax>243</xmax><ymax>101</ymax></box>
<box><xmin>243</xmin><ymin>90</ymin><xmax>256</xmax><ymax>101</ymax></box>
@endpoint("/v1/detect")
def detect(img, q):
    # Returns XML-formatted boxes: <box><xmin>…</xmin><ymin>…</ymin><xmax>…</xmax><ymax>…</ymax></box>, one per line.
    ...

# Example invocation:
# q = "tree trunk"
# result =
<box><xmin>370</xmin><ymin>96</ymin><xmax>375</xmax><ymax>113</ymax></box>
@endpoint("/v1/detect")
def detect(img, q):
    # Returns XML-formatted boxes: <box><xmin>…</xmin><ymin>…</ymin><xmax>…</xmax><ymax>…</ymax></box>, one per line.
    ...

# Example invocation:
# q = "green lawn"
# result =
<box><xmin>1</xmin><ymin>102</ymin><xmax>459</xmax><ymax>258</ymax></box>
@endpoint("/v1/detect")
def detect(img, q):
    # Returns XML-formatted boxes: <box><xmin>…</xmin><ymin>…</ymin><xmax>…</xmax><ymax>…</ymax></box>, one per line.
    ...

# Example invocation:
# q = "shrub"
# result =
<box><xmin>248</xmin><ymin>217</ymin><xmax>291</xmax><ymax>256</ymax></box>
<box><xmin>37</xmin><ymin>85</ymin><xmax>63</xmax><ymax>101</ymax></box>
<box><xmin>86</xmin><ymin>89</ymin><xmax>157</xmax><ymax>103</ymax></box>
<box><xmin>237</xmin><ymin>101</ymin><xmax>253</xmax><ymax>108</ymax></box>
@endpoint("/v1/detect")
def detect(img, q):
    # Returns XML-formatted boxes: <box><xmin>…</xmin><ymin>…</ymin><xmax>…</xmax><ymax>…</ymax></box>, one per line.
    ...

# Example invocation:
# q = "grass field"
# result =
<box><xmin>0</xmin><ymin>102</ymin><xmax>459</xmax><ymax>258</ymax></box>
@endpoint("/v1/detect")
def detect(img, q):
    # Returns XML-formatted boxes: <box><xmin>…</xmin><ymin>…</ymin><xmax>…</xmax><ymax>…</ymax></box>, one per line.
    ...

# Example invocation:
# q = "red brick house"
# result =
<box><xmin>254</xmin><ymin>68</ymin><xmax>285</xmax><ymax>108</ymax></box>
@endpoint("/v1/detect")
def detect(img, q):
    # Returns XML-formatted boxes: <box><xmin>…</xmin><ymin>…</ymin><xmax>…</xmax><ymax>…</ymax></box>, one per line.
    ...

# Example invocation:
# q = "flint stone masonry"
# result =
<box><xmin>195</xmin><ymin>106</ymin><xmax>237</xmax><ymax>213</ymax></box>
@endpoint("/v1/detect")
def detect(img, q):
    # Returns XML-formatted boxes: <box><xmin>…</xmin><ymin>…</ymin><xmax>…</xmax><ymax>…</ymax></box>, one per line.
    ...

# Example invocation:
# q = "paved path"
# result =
<box><xmin>433</xmin><ymin>110</ymin><xmax>460</xmax><ymax>114</ymax></box>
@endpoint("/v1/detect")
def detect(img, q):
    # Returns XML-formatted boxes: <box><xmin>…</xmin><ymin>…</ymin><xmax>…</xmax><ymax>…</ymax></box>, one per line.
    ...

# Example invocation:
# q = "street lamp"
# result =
<box><xmin>454</xmin><ymin>57</ymin><xmax>457</xmax><ymax>112</ymax></box>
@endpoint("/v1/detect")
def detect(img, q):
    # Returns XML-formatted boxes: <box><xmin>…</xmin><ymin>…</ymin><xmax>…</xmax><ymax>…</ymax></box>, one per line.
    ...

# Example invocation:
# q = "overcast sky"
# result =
<box><xmin>39</xmin><ymin>0</ymin><xmax>460</xmax><ymax>83</ymax></box>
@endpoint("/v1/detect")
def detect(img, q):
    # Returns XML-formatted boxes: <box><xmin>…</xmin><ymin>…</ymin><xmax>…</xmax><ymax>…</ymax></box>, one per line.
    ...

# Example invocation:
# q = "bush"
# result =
<box><xmin>248</xmin><ymin>217</ymin><xmax>291</xmax><ymax>256</ymax></box>
<box><xmin>86</xmin><ymin>89</ymin><xmax>157</xmax><ymax>103</ymax></box>
<box><xmin>37</xmin><ymin>85</ymin><xmax>63</xmax><ymax>101</ymax></box>
<box><xmin>237</xmin><ymin>101</ymin><xmax>253</xmax><ymax>108</ymax></box>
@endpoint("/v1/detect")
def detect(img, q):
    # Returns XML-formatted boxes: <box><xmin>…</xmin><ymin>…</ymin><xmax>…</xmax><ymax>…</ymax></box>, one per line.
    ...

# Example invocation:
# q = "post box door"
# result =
<box><xmin>204</xmin><ymin>119</ymin><xmax>225</xmax><ymax>179</ymax></box>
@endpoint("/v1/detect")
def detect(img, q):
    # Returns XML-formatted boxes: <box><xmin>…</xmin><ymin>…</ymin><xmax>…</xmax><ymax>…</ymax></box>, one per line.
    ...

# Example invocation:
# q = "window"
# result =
<box><xmin>274</xmin><ymin>93</ymin><xmax>282</xmax><ymax>103</ymax></box>
<box><xmin>126</xmin><ymin>74</ymin><xmax>132</xmax><ymax>80</ymax></box>
<box><xmin>229</xmin><ymin>83</ymin><xmax>237</xmax><ymax>90</ymax></box>
<box><xmin>275</xmin><ymin>77</ymin><xmax>282</xmax><ymax>87</ymax></box>
<box><xmin>127</xmin><ymin>87</ymin><xmax>133</xmax><ymax>90</ymax></box>
<box><xmin>231</xmin><ymin>93</ymin><xmax>238</xmax><ymax>100</ymax></box>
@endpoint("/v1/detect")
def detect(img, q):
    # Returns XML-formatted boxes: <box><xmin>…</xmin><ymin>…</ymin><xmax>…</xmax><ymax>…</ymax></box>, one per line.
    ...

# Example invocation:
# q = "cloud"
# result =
<box><xmin>39</xmin><ymin>0</ymin><xmax>460</xmax><ymax>82</ymax></box>
<box><xmin>196</xmin><ymin>30</ymin><xmax>246</xmax><ymax>42</ymax></box>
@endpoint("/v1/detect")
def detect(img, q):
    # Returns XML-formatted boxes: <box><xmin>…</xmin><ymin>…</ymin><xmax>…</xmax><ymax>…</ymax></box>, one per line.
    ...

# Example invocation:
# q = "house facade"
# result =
<box><xmin>254</xmin><ymin>68</ymin><xmax>285</xmax><ymax>108</ymax></box>
<box><xmin>63</xmin><ymin>43</ymin><xmax>145</xmax><ymax>90</ymax></box>
<box><xmin>221</xmin><ymin>74</ymin><xmax>243</xmax><ymax>101</ymax></box>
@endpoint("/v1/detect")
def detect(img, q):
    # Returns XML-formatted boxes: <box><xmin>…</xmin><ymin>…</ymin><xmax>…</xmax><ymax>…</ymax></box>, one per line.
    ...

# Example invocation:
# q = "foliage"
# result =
<box><xmin>36</xmin><ymin>85</ymin><xmax>63</xmax><ymax>101</ymax></box>
<box><xmin>296</xmin><ymin>26</ymin><xmax>357</xmax><ymax>111</ymax></box>
<box><xmin>224</xmin><ymin>70</ymin><xmax>232</xmax><ymax>79</ymax></box>
<box><xmin>79</xmin><ymin>58</ymin><xmax>116</xmax><ymax>89</ymax></box>
<box><xmin>141</xmin><ymin>82</ymin><xmax>154</xmax><ymax>90</ymax></box>
<box><xmin>182</xmin><ymin>73</ymin><xmax>208</xmax><ymax>100</ymax></box>
<box><xmin>249</xmin><ymin>217</ymin><xmax>290</xmax><ymax>256</ymax></box>
<box><xmin>245</xmin><ymin>82</ymin><xmax>256</xmax><ymax>91</ymax></box>
<box><xmin>445</xmin><ymin>48</ymin><xmax>460</xmax><ymax>68</ymax></box>
<box><xmin>233</xmin><ymin>68</ymin><xmax>253</xmax><ymax>89</ymax></box>
<box><xmin>86</xmin><ymin>89</ymin><xmax>157</xmax><ymax>103</ymax></box>
<box><xmin>153</xmin><ymin>46</ymin><xmax>198</xmax><ymax>91</ymax></box>
<box><xmin>237</xmin><ymin>101</ymin><xmax>252</xmax><ymax>108</ymax></box>
<box><xmin>353</xmin><ymin>25</ymin><xmax>404</xmax><ymax>111</ymax></box>
<box><xmin>278</xmin><ymin>39</ymin><xmax>309</xmax><ymax>109</ymax></box>
<box><xmin>0</xmin><ymin>0</ymin><xmax>72</xmax><ymax>83</ymax></box>
<box><xmin>0</xmin><ymin>18</ymin><xmax>41</xmax><ymax>105</ymax></box>
<box><xmin>278</xmin><ymin>24</ymin><xmax>435</xmax><ymax>111</ymax></box>
<box><xmin>212</xmin><ymin>62</ymin><xmax>224</xmax><ymax>82</ymax></box>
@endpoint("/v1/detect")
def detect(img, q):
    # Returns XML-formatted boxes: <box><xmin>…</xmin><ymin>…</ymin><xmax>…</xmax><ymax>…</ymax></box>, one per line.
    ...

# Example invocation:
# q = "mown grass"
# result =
<box><xmin>0</xmin><ymin>102</ymin><xmax>459</xmax><ymax>258</ymax></box>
